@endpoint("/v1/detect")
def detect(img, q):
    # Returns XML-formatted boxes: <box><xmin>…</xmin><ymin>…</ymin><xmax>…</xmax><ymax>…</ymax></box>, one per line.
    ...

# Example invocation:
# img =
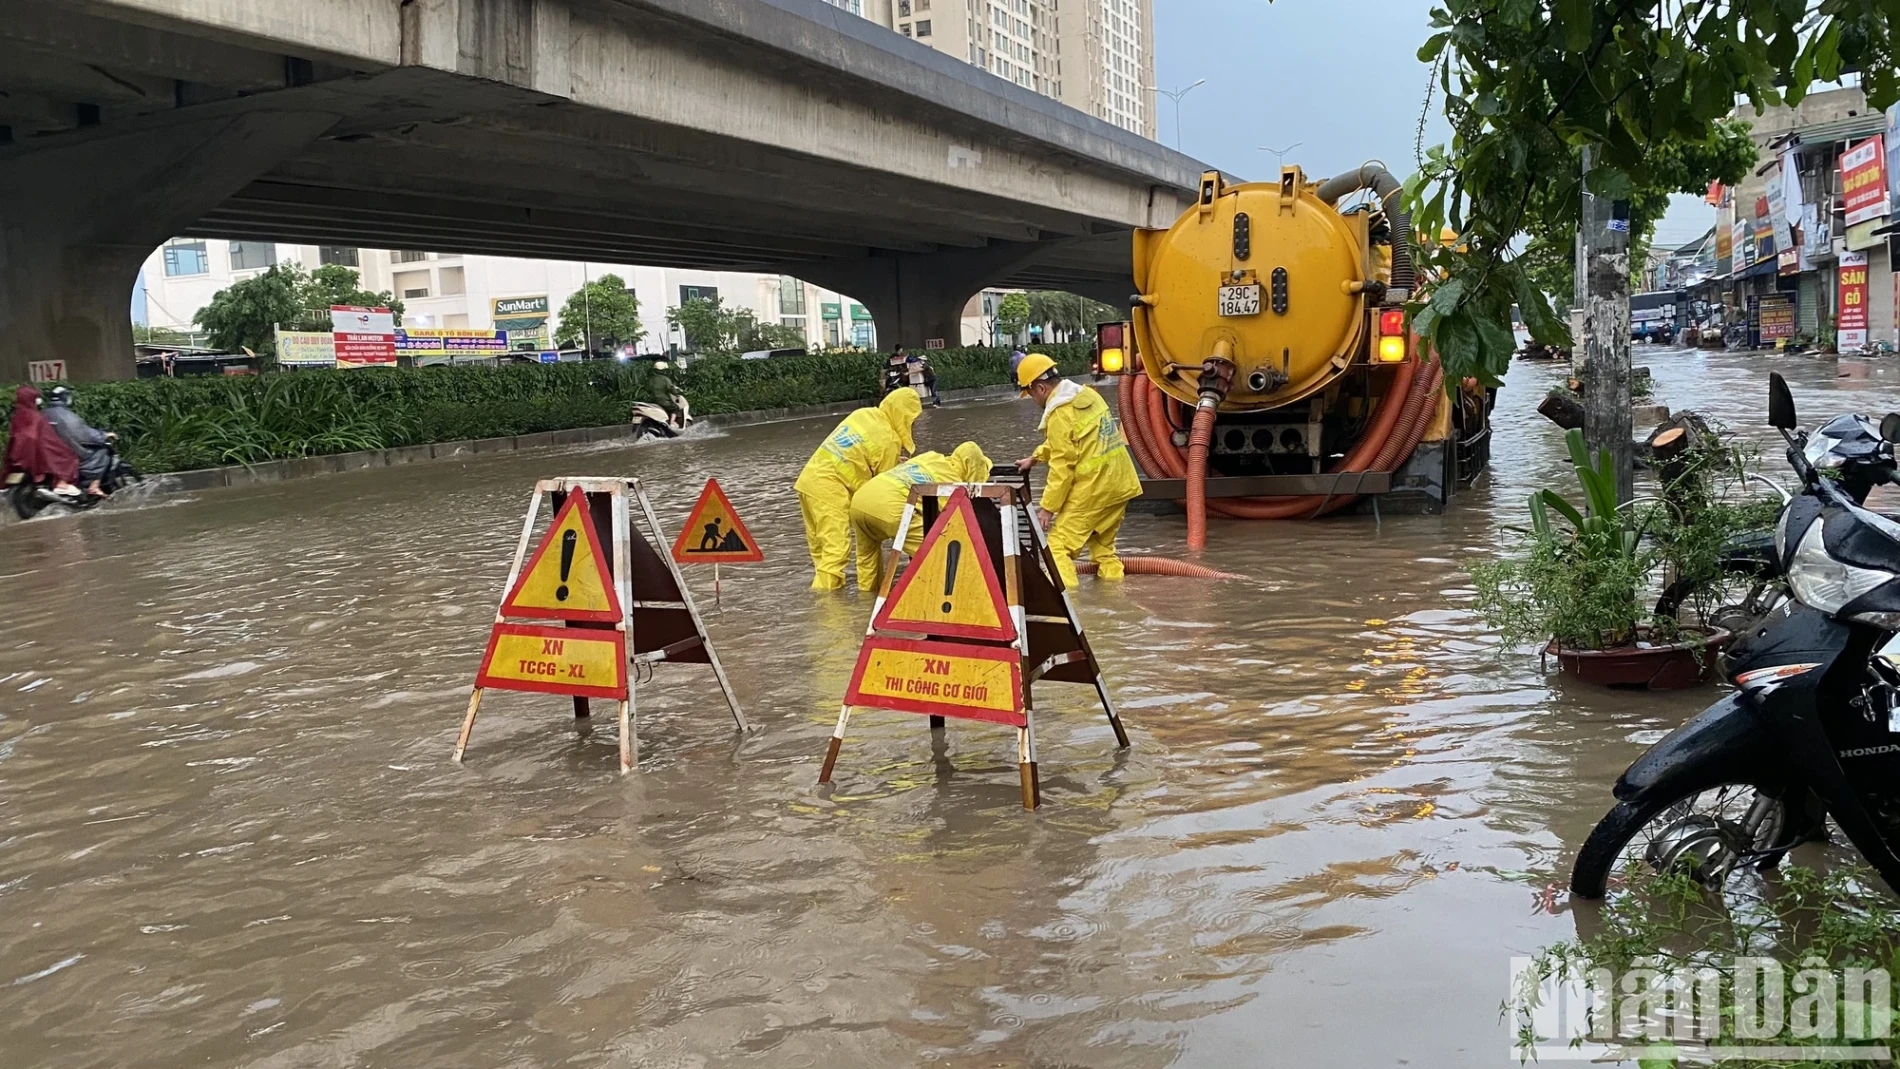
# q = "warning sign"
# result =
<box><xmin>871</xmin><ymin>488</ymin><xmax>1015</xmax><ymax>642</ymax></box>
<box><xmin>845</xmin><ymin>637</ymin><xmax>1024</xmax><ymax>726</ymax></box>
<box><xmin>476</xmin><ymin>623</ymin><xmax>627</xmax><ymax>700</ymax></box>
<box><xmin>671</xmin><ymin>478</ymin><xmax>764</xmax><ymax>564</ymax></box>
<box><xmin>499</xmin><ymin>488</ymin><xmax>622</xmax><ymax>623</ymax></box>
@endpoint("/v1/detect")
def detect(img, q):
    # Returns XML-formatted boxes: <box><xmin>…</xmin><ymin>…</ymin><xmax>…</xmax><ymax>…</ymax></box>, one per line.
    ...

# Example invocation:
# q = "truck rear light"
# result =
<box><xmin>1379</xmin><ymin>309</ymin><xmax>1405</xmax><ymax>335</ymax></box>
<box><xmin>1378</xmin><ymin>336</ymin><xmax>1407</xmax><ymax>362</ymax></box>
<box><xmin>1096</xmin><ymin>322</ymin><xmax>1128</xmax><ymax>374</ymax></box>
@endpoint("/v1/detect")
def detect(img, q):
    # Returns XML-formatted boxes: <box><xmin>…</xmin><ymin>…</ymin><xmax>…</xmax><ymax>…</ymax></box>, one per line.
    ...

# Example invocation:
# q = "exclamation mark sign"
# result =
<box><xmin>555</xmin><ymin>529</ymin><xmax>577</xmax><ymax>602</ymax></box>
<box><xmin>940</xmin><ymin>540</ymin><xmax>961</xmax><ymax>614</ymax></box>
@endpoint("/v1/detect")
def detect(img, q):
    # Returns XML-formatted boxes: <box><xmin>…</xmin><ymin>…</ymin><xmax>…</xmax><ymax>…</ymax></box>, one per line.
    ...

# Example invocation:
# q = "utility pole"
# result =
<box><xmin>1578</xmin><ymin>147</ymin><xmax>1634</xmax><ymax>504</ymax></box>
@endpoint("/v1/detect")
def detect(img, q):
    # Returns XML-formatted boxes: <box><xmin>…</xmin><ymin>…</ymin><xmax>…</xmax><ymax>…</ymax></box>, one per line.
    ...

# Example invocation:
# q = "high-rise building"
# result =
<box><xmin>857</xmin><ymin>0</ymin><xmax>1155</xmax><ymax>140</ymax></box>
<box><xmin>1055</xmin><ymin>0</ymin><xmax>1155</xmax><ymax>139</ymax></box>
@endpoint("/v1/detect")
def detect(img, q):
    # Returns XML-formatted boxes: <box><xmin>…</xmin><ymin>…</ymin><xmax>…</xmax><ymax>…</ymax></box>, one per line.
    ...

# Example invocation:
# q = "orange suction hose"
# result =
<box><xmin>1076</xmin><ymin>557</ymin><xmax>1246</xmax><ymax>580</ymax></box>
<box><xmin>1185</xmin><ymin>402</ymin><xmax>1218</xmax><ymax>551</ymax></box>
<box><xmin>1128</xmin><ymin>358</ymin><xmax>1440</xmax><ymax>525</ymax></box>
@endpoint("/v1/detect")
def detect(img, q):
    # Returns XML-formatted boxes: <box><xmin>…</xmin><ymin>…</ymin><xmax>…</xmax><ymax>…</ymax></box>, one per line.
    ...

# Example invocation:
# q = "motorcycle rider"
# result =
<box><xmin>642</xmin><ymin>362</ymin><xmax>689</xmax><ymax>429</ymax></box>
<box><xmin>42</xmin><ymin>386</ymin><xmax>114</xmax><ymax>497</ymax></box>
<box><xmin>4</xmin><ymin>385</ymin><xmax>83</xmax><ymax>499</ymax></box>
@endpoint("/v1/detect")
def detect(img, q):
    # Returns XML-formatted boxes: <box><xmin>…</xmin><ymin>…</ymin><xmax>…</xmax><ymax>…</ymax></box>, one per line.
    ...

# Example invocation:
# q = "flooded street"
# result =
<box><xmin>4</xmin><ymin>349</ymin><xmax>1898</xmax><ymax>1067</ymax></box>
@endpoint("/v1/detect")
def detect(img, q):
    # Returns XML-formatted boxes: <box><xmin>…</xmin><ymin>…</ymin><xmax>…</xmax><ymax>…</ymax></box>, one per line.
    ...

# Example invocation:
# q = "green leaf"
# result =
<box><xmin>1533</xmin><ymin>489</ymin><xmax>1586</xmax><ymax>531</ymax></box>
<box><xmin>1555</xmin><ymin>0</ymin><xmax>1593</xmax><ymax>52</ymax></box>
<box><xmin>1418</xmin><ymin>33</ymin><xmax>1449</xmax><ymax>63</ymax></box>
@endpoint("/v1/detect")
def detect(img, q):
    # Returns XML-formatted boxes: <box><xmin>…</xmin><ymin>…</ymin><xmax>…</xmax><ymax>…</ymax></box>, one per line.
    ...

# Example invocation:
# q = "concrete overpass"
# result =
<box><xmin>0</xmin><ymin>0</ymin><xmax>1207</xmax><ymax>380</ymax></box>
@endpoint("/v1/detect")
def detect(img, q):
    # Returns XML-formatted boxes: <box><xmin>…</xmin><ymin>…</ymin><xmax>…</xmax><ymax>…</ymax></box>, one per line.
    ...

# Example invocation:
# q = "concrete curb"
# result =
<box><xmin>1</xmin><ymin>381</ymin><xmax>1044</xmax><ymax>525</ymax></box>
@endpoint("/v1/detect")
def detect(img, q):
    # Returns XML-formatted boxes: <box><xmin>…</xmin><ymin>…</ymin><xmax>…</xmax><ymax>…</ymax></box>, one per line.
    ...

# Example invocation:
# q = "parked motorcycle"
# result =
<box><xmin>1652</xmin><ymin>413</ymin><xmax>1897</xmax><ymax>627</ymax></box>
<box><xmin>1572</xmin><ymin>374</ymin><xmax>1900</xmax><ymax>898</ymax></box>
<box><xmin>6</xmin><ymin>442</ymin><xmax>140</xmax><ymax>520</ymax></box>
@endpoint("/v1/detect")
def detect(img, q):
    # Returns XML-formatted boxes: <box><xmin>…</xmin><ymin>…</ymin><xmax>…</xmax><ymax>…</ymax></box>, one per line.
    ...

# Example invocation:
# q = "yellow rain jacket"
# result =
<box><xmin>1032</xmin><ymin>381</ymin><xmax>1141</xmax><ymax>586</ymax></box>
<box><xmin>848</xmin><ymin>441</ymin><xmax>992</xmax><ymax>591</ymax></box>
<box><xmin>794</xmin><ymin>389</ymin><xmax>924</xmax><ymax>590</ymax></box>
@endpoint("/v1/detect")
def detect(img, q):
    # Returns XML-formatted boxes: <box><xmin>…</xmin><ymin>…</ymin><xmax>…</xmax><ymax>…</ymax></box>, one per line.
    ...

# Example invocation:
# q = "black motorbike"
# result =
<box><xmin>1572</xmin><ymin>374</ymin><xmax>1900</xmax><ymax>898</ymax></box>
<box><xmin>6</xmin><ymin>442</ymin><xmax>140</xmax><ymax>520</ymax></box>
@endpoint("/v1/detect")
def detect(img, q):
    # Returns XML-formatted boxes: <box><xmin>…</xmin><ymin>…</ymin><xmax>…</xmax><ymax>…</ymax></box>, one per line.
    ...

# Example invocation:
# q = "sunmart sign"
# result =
<box><xmin>492</xmin><ymin>295</ymin><xmax>549</xmax><ymax>316</ymax></box>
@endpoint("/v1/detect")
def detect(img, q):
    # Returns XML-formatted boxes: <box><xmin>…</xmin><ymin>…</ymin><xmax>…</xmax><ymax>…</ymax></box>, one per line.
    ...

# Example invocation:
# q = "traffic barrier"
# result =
<box><xmin>820</xmin><ymin>483</ymin><xmax>1128</xmax><ymax>809</ymax></box>
<box><xmin>455</xmin><ymin>477</ymin><xmax>747</xmax><ymax>772</ymax></box>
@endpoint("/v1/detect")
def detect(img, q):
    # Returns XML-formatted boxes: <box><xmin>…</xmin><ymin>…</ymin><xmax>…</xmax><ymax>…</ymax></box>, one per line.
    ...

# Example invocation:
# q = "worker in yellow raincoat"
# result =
<box><xmin>794</xmin><ymin>388</ymin><xmax>924</xmax><ymax>590</ymax></box>
<box><xmin>847</xmin><ymin>441</ymin><xmax>992</xmax><ymax>592</ymax></box>
<box><xmin>1012</xmin><ymin>353</ymin><xmax>1141</xmax><ymax>587</ymax></box>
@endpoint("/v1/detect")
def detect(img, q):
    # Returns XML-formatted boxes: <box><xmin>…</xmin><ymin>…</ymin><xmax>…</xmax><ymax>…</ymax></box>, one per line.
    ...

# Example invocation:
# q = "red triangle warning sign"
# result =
<box><xmin>872</xmin><ymin>487</ymin><xmax>1016</xmax><ymax>643</ymax></box>
<box><xmin>671</xmin><ymin>478</ymin><xmax>764</xmax><ymax>564</ymax></box>
<box><xmin>499</xmin><ymin>488</ymin><xmax>624</xmax><ymax>623</ymax></box>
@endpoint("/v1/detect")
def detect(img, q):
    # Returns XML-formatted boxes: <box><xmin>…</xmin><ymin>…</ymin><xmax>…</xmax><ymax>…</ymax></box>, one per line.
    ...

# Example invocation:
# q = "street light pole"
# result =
<box><xmin>1257</xmin><ymin>142</ymin><xmax>1303</xmax><ymax>171</ymax></box>
<box><xmin>1147</xmin><ymin>78</ymin><xmax>1206</xmax><ymax>153</ymax></box>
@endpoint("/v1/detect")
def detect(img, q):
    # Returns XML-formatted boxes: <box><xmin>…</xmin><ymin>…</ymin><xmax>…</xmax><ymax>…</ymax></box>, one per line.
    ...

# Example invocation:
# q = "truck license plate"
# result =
<box><xmin>1218</xmin><ymin>284</ymin><xmax>1261</xmax><ymax>317</ymax></box>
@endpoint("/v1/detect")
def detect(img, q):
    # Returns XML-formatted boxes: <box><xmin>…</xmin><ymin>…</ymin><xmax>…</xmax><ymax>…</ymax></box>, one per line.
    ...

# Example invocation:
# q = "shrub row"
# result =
<box><xmin>6</xmin><ymin>344</ymin><xmax>1092</xmax><ymax>474</ymax></box>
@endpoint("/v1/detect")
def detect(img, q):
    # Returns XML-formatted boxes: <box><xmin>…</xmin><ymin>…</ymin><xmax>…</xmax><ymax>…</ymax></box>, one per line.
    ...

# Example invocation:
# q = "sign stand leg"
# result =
<box><xmin>453</xmin><ymin>687</ymin><xmax>484</xmax><ymax>762</ymax></box>
<box><xmin>1024</xmin><ymin>498</ymin><xmax>1130</xmax><ymax>751</ymax></box>
<box><xmin>818</xmin><ymin>705</ymin><xmax>852</xmax><ymax>784</ymax></box>
<box><xmin>618</xmin><ymin>698</ymin><xmax>635</xmax><ymax>773</ymax></box>
<box><xmin>713</xmin><ymin>562</ymin><xmax>722</xmax><ymax>612</ymax></box>
<box><xmin>1018</xmin><ymin>709</ymin><xmax>1041</xmax><ymax>810</ymax></box>
<box><xmin>573</xmin><ymin>697</ymin><xmax>591</xmax><ymax>719</ymax></box>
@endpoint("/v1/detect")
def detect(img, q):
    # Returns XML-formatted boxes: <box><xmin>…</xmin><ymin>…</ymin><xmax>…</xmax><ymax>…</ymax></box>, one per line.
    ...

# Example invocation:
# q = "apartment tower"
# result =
<box><xmin>851</xmin><ymin>0</ymin><xmax>1156</xmax><ymax>139</ymax></box>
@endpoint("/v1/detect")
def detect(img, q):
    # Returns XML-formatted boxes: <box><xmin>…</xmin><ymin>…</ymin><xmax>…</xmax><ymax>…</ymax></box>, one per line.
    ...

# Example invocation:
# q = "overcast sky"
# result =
<box><xmin>1150</xmin><ymin>0</ymin><xmax>1714</xmax><ymax>251</ymax></box>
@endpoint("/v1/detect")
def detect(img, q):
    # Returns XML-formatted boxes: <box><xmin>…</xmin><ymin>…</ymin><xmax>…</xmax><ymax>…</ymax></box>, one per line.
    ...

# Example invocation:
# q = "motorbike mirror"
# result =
<box><xmin>1882</xmin><ymin>413</ymin><xmax>1900</xmax><ymax>445</ymax></box>
<box><xmin>1768</xmin><ymin>372</ymin><xmax>1798</xmax><ymax>430</ymax></box>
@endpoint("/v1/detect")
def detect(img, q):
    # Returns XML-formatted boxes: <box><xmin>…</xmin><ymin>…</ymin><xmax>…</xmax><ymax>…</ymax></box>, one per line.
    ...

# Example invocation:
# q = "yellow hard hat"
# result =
<box><xmin>1015</xmin><ymin>352</ymin><xmax>1058</xmax><ymax>391</ymax></box>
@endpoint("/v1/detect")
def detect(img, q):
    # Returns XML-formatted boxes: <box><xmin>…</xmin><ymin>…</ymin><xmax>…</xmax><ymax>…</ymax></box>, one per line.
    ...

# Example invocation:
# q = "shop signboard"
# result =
<box><xmin>1840</xmin><ymin>251</ymin><xmax>1871</xmax><ymax>350</ymax></box>
<box><xmin>1753</xmin><ymin>193</ymin><xmax>1777</xmax><ymax>263</ymax></box>
<box><xmin>1843</xmin><ymin>135</ymin><xmax>1889</xmax><ymax>226</ymax></box>
<box><xmin>492</xmin><ymin>295</ymin><xmax>551</xmax><ymax>350</ymax></box>
<box><xmin>274</xmin><ymin>329</ymin><xmax>336</xmax><ymax>366</ymax></box>
<box><xmin>330</xmin><ymin>306</ymin><xmax>397</xmax><ymax>368</ymax></box>
<box><xmin>1754</xmin><ymin>293</ymin><xmax>1796</xmax><ymax>344</ymax></box>
<box><xmin>395</xmin><ymin>329</ymin><xmax>510</xmax><ymax>358</ymax></box>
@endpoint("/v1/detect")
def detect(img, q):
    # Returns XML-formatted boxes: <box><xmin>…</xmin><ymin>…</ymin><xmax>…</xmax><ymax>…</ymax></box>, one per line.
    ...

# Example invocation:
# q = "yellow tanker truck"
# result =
<box><xmin>1096</xmin><ymin>165</ymin><xmax>1491</xmax><ymax>543</ymax></box>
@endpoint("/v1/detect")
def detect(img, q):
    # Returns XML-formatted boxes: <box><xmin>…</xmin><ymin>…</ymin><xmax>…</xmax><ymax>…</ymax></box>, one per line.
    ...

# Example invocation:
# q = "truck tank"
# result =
<box><xmin>1100</xmin><ymin>165</ymin><xmax>1491</xmax><ymax>543</ymax></box>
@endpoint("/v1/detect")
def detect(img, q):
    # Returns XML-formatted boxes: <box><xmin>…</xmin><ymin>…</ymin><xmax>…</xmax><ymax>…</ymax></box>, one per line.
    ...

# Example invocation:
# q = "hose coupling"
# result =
<box><xmin>1197</xmin><ymin>356</ymin><xmax>1235</xmax><ymax>406</ymax></box>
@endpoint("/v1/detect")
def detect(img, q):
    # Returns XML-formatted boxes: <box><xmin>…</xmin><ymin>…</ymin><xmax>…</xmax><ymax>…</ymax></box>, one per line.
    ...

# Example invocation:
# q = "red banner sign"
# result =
<box><xmin>1840</xmin><ymin>251</ymin><xmax>1871</xmax><ymax>350</ymax></box>
<box><xmin>1843</xmin><ymin>135</ymin><xmax>1889</xmax><ymax>226</ymax></box>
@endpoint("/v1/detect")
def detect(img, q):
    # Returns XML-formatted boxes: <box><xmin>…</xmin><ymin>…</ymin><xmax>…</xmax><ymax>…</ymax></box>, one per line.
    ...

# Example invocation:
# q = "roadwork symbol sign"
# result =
<box><xmin>477</xmin><ymin>622</ymin><xmax>627</xmax><ymax>700</ymax></box>
<box><xmin>671</xmin><ymin>478</ymin><xmax>763</xmax><ymax>564</ymax></box>
<box><xmin>845</xmin><ymin>637</ymin><xmax>1024</xmax><ymax>726</ymax></box>
<box><xmin>499</xmin><ymin>488</ymin><xmax>623</xmax><ymax>623</ymax></box>
<box><xmin>871</xmin><ymin>488</ymin><xmax>1015</xmax><ymax>642</ymax></box>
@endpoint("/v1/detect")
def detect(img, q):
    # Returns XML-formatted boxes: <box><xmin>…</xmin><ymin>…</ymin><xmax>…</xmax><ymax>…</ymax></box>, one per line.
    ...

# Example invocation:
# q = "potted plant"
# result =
<box><xmin>1469</xmin><ymin>428</ymin><xmax>1744</xmax><ymax>689</ymax></box>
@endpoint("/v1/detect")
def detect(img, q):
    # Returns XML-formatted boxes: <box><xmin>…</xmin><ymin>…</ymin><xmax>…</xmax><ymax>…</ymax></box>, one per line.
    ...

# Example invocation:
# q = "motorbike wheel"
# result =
<box><xmin>9</xmin><ymin>484</ymin><xmax>48</xmax><ymax>521</ymax></box>
<box><xmin>1653</xmin><ymin>568</ymin><xmax>1783</xmax><ymax>631</ymax></box>
<box><xmin>1571</xmin><ymin>781</ymin><xmax>1801</xmax><ymax>899</ymax></box>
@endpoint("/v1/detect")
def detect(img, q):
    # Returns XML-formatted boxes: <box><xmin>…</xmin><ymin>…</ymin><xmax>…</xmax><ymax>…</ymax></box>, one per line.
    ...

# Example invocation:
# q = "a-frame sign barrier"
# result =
<box><xmin>457</xmin><ymin>477</ymin><xmax>748</xmax><ymax>773</ymax></box>
<box><xmin>821</xmin><ymin>482</ymin><xmax>1128</xmax><ymax>809</ymax></box>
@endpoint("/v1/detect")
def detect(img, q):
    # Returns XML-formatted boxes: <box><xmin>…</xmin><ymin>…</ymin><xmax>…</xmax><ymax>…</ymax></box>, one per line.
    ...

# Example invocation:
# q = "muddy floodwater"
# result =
<box><xmin>3</xmin><ymin>349</ymin><xmax>1896</xmax><ymax>1067</ymax></box>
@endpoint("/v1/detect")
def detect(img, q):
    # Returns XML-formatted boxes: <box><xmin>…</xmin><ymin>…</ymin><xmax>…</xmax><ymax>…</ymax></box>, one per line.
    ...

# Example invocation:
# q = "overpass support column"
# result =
<box><xmin>789</xmin><ymin>243</ymin><xmax>1051</xmax><ymax>350</ymax></box>
<box><xmin>0</xmin><ymin>110</ymin><xmax>338</xmax><ymax>382</ymax></box>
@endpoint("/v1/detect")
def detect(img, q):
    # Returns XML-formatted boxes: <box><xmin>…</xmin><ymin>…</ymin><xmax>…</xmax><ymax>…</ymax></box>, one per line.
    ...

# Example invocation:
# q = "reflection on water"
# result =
<box><xmin>2</xmin><ymin>349</ymin><xmax>1896</xmax><ymax>1066</ymax></box>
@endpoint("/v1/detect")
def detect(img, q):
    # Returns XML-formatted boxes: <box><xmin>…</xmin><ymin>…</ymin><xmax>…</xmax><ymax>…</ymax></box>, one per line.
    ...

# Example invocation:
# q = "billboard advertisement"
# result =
<box><xmin>1842</xmin><ymin>135</ymin><xmax>1889</xmax><ymax>226</ymax></box>
<box><xmin>1752</xmin><ymin>193</ymin><xmax>1776</xmax><ymax>262</ymax></box>
<box><xmin>395</xmin><ymin>329</ymin><xmax>510</xmax><ymax>357</ymax></box>
<box><xmin>330</xmin><ymin>306</ymin><xmax>397</xmax><ymax>368</ymax></box>
<box><xmin>1840</xmin><ymin>250</ymin><xmax>1871</xmax><ymax>350</ymax></box>
<box><xmin>275</xmin><ymin>329</ymin><xmax>336</xmax><ymax>366</ymax></box>
<box><xmin>491</xmin><ymin>295</ymin><xmax>551</xmax><ymax>350</ymax></box>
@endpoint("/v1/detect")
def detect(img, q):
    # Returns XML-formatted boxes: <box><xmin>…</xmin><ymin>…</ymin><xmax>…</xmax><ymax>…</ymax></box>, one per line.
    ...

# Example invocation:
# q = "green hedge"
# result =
<box><xmin>5</xmin><ymin>344</ymin><xmax>1091</xmax><ymax>474</ymax></box>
